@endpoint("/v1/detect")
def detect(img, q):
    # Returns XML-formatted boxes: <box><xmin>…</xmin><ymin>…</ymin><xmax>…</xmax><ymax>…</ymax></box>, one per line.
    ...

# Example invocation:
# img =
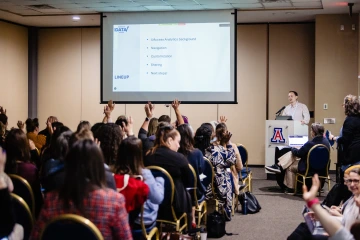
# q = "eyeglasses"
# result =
<box><xmin>344</xmin><ymin>179</ymin><xmax>360</xmax><ymax>185</ymax></box>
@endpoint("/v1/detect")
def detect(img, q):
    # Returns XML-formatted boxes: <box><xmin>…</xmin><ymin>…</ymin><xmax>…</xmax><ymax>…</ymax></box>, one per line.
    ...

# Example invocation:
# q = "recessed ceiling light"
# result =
<box><xmin>72</xmin><ymin>16</ymin><xmax>80</xmax><ymax>21</ymax></box>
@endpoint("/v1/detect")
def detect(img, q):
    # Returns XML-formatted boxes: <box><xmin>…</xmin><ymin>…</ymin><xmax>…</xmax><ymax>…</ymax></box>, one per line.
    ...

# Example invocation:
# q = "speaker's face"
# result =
<box><xmin>288</xmin><ymin>92</ymin><xmax>298</xmax><ymax>104</ymax></box>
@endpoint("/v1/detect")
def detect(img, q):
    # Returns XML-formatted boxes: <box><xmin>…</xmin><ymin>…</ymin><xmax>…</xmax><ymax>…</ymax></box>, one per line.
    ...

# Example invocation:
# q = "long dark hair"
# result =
<box><xmin>5</xmin><ymin>129</ymin><xmax>31</xmax><ymax>174</ymax></box>
<box><xmin>94</xmin><ymin>123</ymin><xmax>123</xmax><ymax>166</ymax></box>
<box><xmin>177</xmin><ymin>124</ymin><xmax>194</xmax><ymax>157</ymax></box>
<box><xmin>48</xmin><ymin>126</ymin><xmax>71</xmax><ymax>161</ymax></box>
<box><xmin>148</xmin><ymin>122</ymin><xmax>179</xmax><ymax>155</ymax></box>
<box><xmin>59</xmin><ymin>139</ymin><xmax>106</xmax><ymax>215</ymax></box>
<box><xmin>216</xmin><ymin>123</ymin><xmax>228</xmax><ymax>145</ymax></box>
<box><xmin>114</xmin><ymin>136</ymin><xmax>144</xmax><ymax>176</ymax></box>
<box><xmin>194</xmin><ymin>125</ymin><xmax>212</xmax><ymax>155</ymax></box>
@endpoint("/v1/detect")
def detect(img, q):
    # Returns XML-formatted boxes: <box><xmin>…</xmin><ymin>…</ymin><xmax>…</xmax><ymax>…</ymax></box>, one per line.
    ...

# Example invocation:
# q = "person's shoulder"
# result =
<box><xmin>95</xmin><ymin>188</ymin><xmax>124</xmax><ymax>201</ymax></box>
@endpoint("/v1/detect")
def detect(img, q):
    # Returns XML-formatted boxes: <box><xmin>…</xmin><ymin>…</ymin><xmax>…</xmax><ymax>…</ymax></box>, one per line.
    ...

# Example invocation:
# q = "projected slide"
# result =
<box><xmin>112</xmin><ymin>23</ymin><xmax>230</xmax><ymax>92</ymax></box>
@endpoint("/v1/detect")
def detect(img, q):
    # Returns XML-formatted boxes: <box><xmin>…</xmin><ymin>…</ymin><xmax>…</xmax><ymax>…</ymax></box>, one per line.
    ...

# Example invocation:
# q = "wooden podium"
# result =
<box><xmin>265</xmin><ymin>120</ymin><xmax>308</xmax><ymax>174</ymax></box>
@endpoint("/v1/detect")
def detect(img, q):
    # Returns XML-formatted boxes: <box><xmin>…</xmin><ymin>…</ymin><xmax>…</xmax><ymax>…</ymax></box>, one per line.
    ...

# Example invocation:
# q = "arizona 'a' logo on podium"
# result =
<box><xmin>271</xmin><ymin>128</ymin><xmax>285</xmax><ymax>143</ymax></box>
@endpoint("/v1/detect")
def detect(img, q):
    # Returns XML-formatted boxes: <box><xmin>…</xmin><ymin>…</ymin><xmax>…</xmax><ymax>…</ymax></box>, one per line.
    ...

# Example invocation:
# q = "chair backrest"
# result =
<box><xmin>9</xmin><ymin>174</ymin><xmax>35</xmax><ymax>217</ymax></box>
<box><xmin>237</xmin><ymin>144</ymin><xmax>249</xmax><ymax>170</ymax></box>
<box><xmin>305</xmin><ymin>144</ymin><xmax>330</xmax><ymax>177</ymax></box>
<box><xmin>187</xmin><ymin>164</ymin><xmax>199</xmax><ymax>206</ymax></box>
<box><xmin>40</xmin><ymin>214</ymin><xmax>104</xmax><ymax>240</ymax></box>
<box><xmin>202</xmin><ymin>157</ymin><xmax>216</xmax><ymax>197</ymax></box>
<box><xmin>147</xmin><ymin>166</ymin><xmax>177</xmax><ymax>221</ymax></box>
<box><xmin>10</xmin><ymin>193</ymin><xmax>34</xmax><ymax>240</ymax></box>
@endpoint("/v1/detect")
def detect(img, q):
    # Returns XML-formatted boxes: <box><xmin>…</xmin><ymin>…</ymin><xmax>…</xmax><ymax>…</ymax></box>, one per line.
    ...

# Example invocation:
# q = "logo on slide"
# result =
<box><xmin>271</xmin><ymin>128</ymin><xmax>285</xmax><ymax>143</ymax></box>
<box><xmin>114</xmin><ymin>26</ymin><xmax>129</xmax><ymax>33</ymax></box>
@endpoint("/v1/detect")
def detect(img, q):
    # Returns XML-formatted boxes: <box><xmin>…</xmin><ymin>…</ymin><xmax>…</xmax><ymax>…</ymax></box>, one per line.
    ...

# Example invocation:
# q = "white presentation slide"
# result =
<box><xmin>112</xmin><ymin>23</ymin><xmax>230</xmax><ymax>92</ymax></box>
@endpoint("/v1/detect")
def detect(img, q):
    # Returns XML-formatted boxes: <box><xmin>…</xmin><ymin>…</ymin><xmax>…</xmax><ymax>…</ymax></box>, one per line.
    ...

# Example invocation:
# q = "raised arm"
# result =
<box><xmin>139</xmin><ymin>102</ymin><xmax>154</xmax><ymax>139</ymax></box>
<box><xmin>172</xmin><ymin>99</ymin><xmax>184</xmax><ymax>125</ymax></box>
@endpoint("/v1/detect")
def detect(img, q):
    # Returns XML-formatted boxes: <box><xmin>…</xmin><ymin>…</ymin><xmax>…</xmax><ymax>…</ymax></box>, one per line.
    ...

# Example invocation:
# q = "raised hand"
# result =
<box><xmin>222</xmin><ymin>131</ymin><xmax>232</xmax><ymax>144</ymax></box>
<box><xmin>219</xmin><ymin>116</ymin><xmax>227</xmax><ymax>123</ymax></box>
<box><xmin>144</xmin><ymin>102</ymin><xmax>154</xmax><ymax>118</ymax></box>
<box><xmin>104</xmin><ymin>105</ymin><xmax>111</xmax><ymax>118</ymax></box>
<box><xmin>0</xmin><ymin>106</ymin><xmax>6</xmax><ymax>115</ymax></box>
<box><xmin>108</xmin><ymin>100</ymin><xmax>115</xmax><ymax>112</ymax></box>
<box><xmin>303</xmin><ymin>174</ymin><xmax>320</xmax><ymax>202</ymax></box>
<box><xmin>17</xmin><ymin>121</ymin><xmax>24</xmax><ymax>130</ymax></box>
<box><xmin>122</xmin><ymin>116</ymin><xmax>134</xmax><ymax>136</ymax></box>
<box><xmin>171</xmin><ymin>99</ymin><xmax>181</xmax><ymax>110</ymax></box>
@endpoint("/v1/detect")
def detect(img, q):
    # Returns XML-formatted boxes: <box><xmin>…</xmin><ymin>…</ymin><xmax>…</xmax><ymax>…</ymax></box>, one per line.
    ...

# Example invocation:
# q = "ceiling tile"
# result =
<box><xmin>263</xmin><ymin>2</ymin><xmax>292</xmax><ymax>8</ymax></box>
<box><xmin>171</xmin><ymin>4</ymin><xmax>205</xmax><ymax>9</ymax></box>
<box><xmin>112</xmin><ymin>6</ymin><xmax>149</xmax><ymax>11</ymax></box>
<box><xmin>202</xmin><ymin>3</ymin><xmax>233</xmax><ymax>9</ymax></box>
<box><xmin>292</xmin><ymin>1</ymin><xmax>322</xmax><ymax>7</ymax></box>
<box><xmin>231</xmin><ymin>3</ymin><xmax>263</xmax><ymax>8</ymax></box>
<box><xmin>227</xmin><ymin>0</ymin><xmax>259</xmax><ymax>3</ymax></box>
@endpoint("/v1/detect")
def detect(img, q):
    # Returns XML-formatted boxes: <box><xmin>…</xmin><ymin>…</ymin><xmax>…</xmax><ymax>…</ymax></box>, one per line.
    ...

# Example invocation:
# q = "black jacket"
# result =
<box><xmin>291</xmin><ymin>135</ymin><xmax>330</xmax><ymax>173</ymax></box>
<box><xmin>337</xmin><ymin>115</ymin><xmax>360</xmax><ymax>165</ymax></box>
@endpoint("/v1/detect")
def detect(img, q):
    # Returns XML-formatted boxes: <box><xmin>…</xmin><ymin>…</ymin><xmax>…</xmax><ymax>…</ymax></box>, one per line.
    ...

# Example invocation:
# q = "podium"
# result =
<box><xmin>265</xmin><ymin>120</ymin><xmax>308</xmax><ymax>174</ymax></box>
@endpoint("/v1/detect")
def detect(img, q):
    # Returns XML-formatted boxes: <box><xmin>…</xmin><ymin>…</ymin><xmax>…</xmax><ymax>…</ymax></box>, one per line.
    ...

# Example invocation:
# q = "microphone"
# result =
<box><xmin>275</xmin><ymin>106</ymin><xmax>286</xmax><ymax>115</ymax></box>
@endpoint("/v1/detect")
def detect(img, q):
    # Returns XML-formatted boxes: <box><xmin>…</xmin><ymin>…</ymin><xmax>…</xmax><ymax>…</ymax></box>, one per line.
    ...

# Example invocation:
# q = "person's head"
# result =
<box><xmin>4</xmin><ymin>128</ymin><xmax>31</xmax><ymax>173</ymax></box>
<box><xmin>0</xmin><ymin>114</ymin><xmax>8</xmax><ymax>127</ymax></box>
<box><xmin>288</xmin><ymin>91</ymin><xmax>298</xmax><ymax>104</ymax></box>
<box><xmin>215</xmin><ymin>123</ymin><xmax>228</xmax><ymax>145</ymax></box>
<box><xmin>148</xmin><ymin>118</ymin><xmax>158</xmax><ymax>137</ymax></box>
<box><xmin>201</xmin><ymin>123</ymin><xmax>215</xmax><ymax>138</ymax></box>
<box><xmin>177</xmin><ymin>124</ymin><xmax>194</xmax><ymax>156</ymax></box>
<box><xmin>194</xmin><ymin>125</ymin><xmax>212</xmax><ymax>154</ymax></box>
<box><xmin>149</xmin><ymin>122</ymin><xmax>180</xmax><ymax>154</ymax></box>
<box><xmin>60</xmin><ymin>139</ymin><xmax>106</xmax><ymax>214</ymax></box>
<box><xmin>344</xmin><ymin>94</ymin><xmax>360</xmax><ymax>117</ymax></box>
<box><xmin>114</xmin><ymin>136</ymin><xmax>144</xmax><ymax>175</ymax></box>
<box><xmin>50</xmin><ymin>130</ymin><xmax>72</xmax><ymax>162</ymax></box>
<box><xmin>158</xmin><ymin>115</ymin><xmax>171</xmax><ymax>123</ymax></box>
<box><xmin>345</xmin><ymin>168</ymin><xmax>360</xmax><ymax>196</ymax></box>
<box><xmin>94</xmin><ymin>123</ymin><xmax>123</xmax><ymax>166</ymax></box>
<box><xmin>90</xmin><ymin>122</ymin><xmax>104</xmax><ymax>135</ymax></box>
<box><xmin>310</xmin><ymin>122</ymin><xmax>325</xmax><ymax>138</ymax></box>
<box><xmin>77</xmin><ymin>121</ymin><xmax>91</xmax><ymax>133</ymax></box>
<box><xmin>52</xmin><ymin>122</ymin><xmax>64</xmax><ymax>132</ymax></box>
<box><xmin>25</xmin><ymin>118</ymin><xmax>40</xmax><ymax>133</ymax></box>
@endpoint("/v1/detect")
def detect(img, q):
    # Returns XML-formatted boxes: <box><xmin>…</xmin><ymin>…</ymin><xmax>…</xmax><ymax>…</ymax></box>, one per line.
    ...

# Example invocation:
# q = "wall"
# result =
<box><xmin>315</xmin><ymin>14</ymin><xmax>359</xmax><ymax>168</ymax></box>
<box><xmin>268</xmin><ymin>24</ymin><xmax>315</xmax><ymax>120</ymax></box>
<box><xmin>0</xmin><ymin>21</ymin><xmax>28</xmax><ymax>129</ymax></box>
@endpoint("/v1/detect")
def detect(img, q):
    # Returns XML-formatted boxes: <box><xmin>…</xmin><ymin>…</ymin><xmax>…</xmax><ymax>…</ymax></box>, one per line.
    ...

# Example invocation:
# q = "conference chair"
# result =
<box><xmin>294</xmin><ymin>144</ymin><xmax>331</xmax><ymax>195</ymax></box>
<box><xmin>132</xmin><ymin>204</ymin><xmax>160</xmax><ymax>240</ymax></box>
<box><xmin>9</xmin><ymin>174</ymin><xmax>35</xmax><ymax>217</ymax></box>
<box><xmin>10</xmin><ymin>193</ymin><xmax>34</xmax><ymax>240</ymax></box>
<box><xmin>40</xmin><ymin>214</ymin><xmax>104</xmax><ymax>240</ymax></box>
<box><xmin>237</xmin><ymin>144</ymin><xmax>253</xmax><ymax>192</ymax></box>
<box><xmin>202</xmin><ymin>157</ymin><xmax>219</xmax><ymax>211</ymax></box>
<box><xmin>147</xmin><ymin>166</ymin><xmax>188</xmax><ymax>233</ymax></box>
<box><xmin>187</xmin><ymin>164</ymin><xmax>207</xmax><ymax>227</ymax></box>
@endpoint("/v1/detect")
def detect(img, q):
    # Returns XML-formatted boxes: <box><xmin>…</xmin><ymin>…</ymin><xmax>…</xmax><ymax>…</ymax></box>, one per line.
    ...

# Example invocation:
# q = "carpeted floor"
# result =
<box><xmin>215</xmin><ymin>167</ymin><xmax>333</xmax><ymax>240</ymax></box>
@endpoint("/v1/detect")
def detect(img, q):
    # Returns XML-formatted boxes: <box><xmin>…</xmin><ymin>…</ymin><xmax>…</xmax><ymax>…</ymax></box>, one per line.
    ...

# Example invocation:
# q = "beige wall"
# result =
<box><xmin>269</xmin><ymin>24</ymin><xmax>315</xmax><ymax>120</ymax></box>
<box><xmin>315</xmin><ymin>14</ymin><xmax>359</xmax><ymax>169</ymax></box>
<box><xmin>0</xmin><ymin>21</ymin><xmax>28</xmax><ymax>129</ymax></box>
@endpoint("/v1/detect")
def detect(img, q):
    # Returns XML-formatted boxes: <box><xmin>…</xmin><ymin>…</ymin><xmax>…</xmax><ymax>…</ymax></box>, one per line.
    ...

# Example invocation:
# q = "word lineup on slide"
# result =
<box><xmin>112</xmin><ymin>22</ymin><xmax>231</xmax><ymax>93</ymax></box>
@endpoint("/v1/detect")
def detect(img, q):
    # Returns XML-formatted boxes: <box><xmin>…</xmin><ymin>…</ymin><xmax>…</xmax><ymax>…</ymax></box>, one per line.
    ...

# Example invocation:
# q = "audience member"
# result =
<box><xmin>177</xmin><ymin>124</ymin><xmax>206</xmax><ymax>228</ymax></box>
<box><xmin>138</xmin><ymin>102</ymin><xmax>157</xmax><ymax>154</ymax></box>
<box><xmin>76</xmin><ymin>120</ymin><xmax>91</xmax><ymax>133</ymax></box>
<box><xmin>4</xmin><ymin>128</ymin><xmax>43</xmax><ymax>217</ymax></box>
<box><xmin>31</xmin><ymin>140</ymin><xmax>132</xmax><ymax>240</ymax></box>
<box><xmin>144</xmin><ymin>122</ymin><xmax>193</xmax><ymax>225</ymax></box>
<box><xmin>266</xmin><ymin>123</ymin><xmax>330</xmax><ymax>193</ymax></box>
<box><xmin>24</xmin><ymin>118</ymin><xmax>47</xmax><ymax>151</ymax></box>
<box><xmin>114</xmin><ymin>136</ymin><xmax>164</xmax><ymax>228</ymax></box>
<box><xmin>205</xmin><ymin>123</ymin><xmax>236</xmax><ymax>221</ymax></box>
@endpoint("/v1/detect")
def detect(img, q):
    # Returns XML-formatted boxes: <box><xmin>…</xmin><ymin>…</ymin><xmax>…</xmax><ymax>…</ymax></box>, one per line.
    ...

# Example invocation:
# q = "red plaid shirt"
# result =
<box><xmin>30</xmin><ymin>189</ymin><xmax>132</xmax><ymax>240</ymax></box>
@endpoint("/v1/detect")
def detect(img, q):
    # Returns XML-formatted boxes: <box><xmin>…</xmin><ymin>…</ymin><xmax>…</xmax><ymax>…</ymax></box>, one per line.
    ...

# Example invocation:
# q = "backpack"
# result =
<box><xmin>238</xmin><ymin>191</ymin><xmax>261</xmax><ymax>214</ymax></box>
<box><xmin>207</xmin><ymin>211</ymin><xmax>226</xmax><ymax>238</ymax></box>
<box><xmin>113</xmin><ymin>174</ymin><xmax>149</xmax><ymax>213</ymax></box>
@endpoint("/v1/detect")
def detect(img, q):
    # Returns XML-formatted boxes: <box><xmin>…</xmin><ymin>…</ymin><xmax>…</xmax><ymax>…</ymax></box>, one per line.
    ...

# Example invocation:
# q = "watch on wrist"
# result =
<box><xmin>145</xmin><ymin>117</ymin><xmax>150</xmax><ymax>122</ymax></box>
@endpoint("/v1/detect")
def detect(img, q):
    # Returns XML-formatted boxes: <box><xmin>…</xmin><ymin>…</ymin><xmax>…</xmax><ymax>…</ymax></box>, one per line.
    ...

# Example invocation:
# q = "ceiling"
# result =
<box><xmin>0</xmin><ymin>0</ymin><xmax>359</xmax><ymax>27</ymax></box>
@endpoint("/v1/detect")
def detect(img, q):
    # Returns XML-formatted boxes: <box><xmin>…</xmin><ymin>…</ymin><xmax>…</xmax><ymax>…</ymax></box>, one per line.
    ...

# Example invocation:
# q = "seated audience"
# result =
<box><xmin>31</xmin><ymin>139</ymin><xmax>132</xmax><ymax>240</ymax></box>
<box><xmin>289</xmin><ymin>170</ymin><xmax>360</xmax><ymax>240</ymax></box>
<box><xmin>177</xmin><ymin>124</ymin><xmax>206</xmax><ymax>228</ymax></box>
<box><xmin>204</xmin><ymin>123</ymin><xmax>236</xmax><ymax>221</ymax></box>
<box><xmin>4</xmin><ymin>128</ymin><xmax>43</xmax><ymax>217</ymax></box>
<box><xmin>144</xmin><ymin>122</ymin><xmax>193</xmax><ymax>226</ymax></box>
<box><xmin>38</xmin><ymin>116</ymin><xmax>58</xmax><ymax>144</ymax></box>
<box><xmin>266</xmin><ymin>122</ymin><xmax>330</xmax><ymax>192</ymax></box>
<box><xmin>113</xmin><ymin>136</ymin><xmax>164</xmax><ymax>228</ymax></box>
<box><xmin>76</xmin><ymin>120</ymin><xmax>91</xmax><ymax>132</ymax></box>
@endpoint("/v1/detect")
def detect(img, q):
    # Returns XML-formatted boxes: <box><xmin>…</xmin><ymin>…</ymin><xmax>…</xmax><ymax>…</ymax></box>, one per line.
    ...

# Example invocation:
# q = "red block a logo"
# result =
<box><xmin>271</xmin><ymin>128</ymin><xmax>285</xmax><ymax>143</ymax></box>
